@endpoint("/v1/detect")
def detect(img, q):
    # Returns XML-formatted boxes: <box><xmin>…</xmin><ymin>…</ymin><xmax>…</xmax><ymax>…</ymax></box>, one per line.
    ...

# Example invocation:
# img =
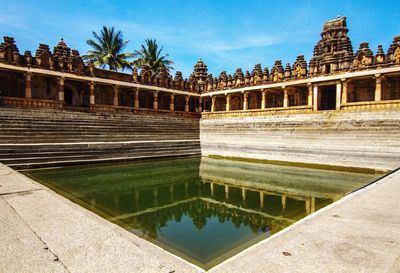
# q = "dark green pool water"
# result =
<box><xmin>24</xmin><ymin>156</ymin><xmax>381</xmax><ymax>269</ymax></box>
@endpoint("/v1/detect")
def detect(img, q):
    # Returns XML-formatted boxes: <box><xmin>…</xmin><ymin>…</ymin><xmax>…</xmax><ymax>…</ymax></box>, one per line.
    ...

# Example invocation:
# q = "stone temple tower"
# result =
<box><xmin>193</xmin><ymin>58</ymin><xmax>208</xmax><ymax>92</ymax></box>
<box><xmin>309</xmin><ymin>16</ymin><xmax>353</xmax><ymax>75</ymax></box>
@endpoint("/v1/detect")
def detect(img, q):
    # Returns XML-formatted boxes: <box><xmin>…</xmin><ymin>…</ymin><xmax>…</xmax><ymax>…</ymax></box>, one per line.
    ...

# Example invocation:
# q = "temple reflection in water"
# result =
<box><xmin>25</xmin><ymin>157</ymin><xmax>379</xmax><ymax>268</ymax></box>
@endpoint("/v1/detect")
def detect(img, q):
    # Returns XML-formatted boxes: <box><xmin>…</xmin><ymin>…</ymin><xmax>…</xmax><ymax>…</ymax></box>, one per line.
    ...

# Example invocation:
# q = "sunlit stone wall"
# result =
<box><xmin>200</xmin><ymin>109</ymin><xmax>400</xmax><ymax>171</ymax></box>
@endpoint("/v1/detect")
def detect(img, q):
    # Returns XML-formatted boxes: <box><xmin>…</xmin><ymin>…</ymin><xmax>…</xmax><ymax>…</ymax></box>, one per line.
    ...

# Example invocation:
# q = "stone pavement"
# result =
<box><xmin>1</xmin><ymin>162</ymin><xmax>400</xmax><ymax>273</ymax></box>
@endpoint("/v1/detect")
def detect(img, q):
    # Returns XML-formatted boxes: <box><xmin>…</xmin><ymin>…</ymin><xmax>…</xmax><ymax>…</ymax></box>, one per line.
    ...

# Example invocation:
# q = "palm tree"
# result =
<box><xmin>132</xmin><ymin>39</ymin><xmax>174</xmax><ymax>75</ymax></box>
<box><xmin>83</xmin><ymin>26</ymin><xmax>133</xmax><ymax>71</ymax></box>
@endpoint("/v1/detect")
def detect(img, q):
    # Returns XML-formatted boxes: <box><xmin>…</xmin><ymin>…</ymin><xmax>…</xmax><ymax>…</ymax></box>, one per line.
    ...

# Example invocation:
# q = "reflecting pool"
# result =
<box><xmin>24</xmin><ymin>156</ymin><xmax>381</xmax><ymax>269</ymax></box>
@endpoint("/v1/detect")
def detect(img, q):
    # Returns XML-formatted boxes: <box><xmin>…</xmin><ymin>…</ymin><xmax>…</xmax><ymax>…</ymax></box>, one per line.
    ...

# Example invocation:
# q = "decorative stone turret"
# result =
<box><xmin>218</xmin><ymin>71</ymin><xmax>228</xmax><ymax>88</ymax></box>
<box><xmin>251</xmin><ymin>64</ymin><xmax>263</xmax><ymax>85</ymax></box>
<box><xmin>132</xmin><ymin>68</ymin><xmax>139</xmax><ymax>82</ymax></box>
<box><xmin>173</xmin><ymin>71</ymin><xmax>183</xmax><ymax>89</ymax></box>
<box><xmin>387</xmin><ymin>35</ymin><xmax>400</xmax><ymax>64</ymax></box>
<box><xmin>234</xmin><ymin>68</ymin><xmax>245</xmax><ymax>86</ymax></box>
<box><xmin>0</xmin><ymin>36</ymin><xmax>20</xmax><ymax>64</ymax></box>
<box><xmin>140</xmin><ymin>65</ymin><xmax>151</xmax><ymax>84</ymax></box>
<box><xmin>270</xmin><ymin>60</ymin><xmax>284</xmax><ymax>82</ymax></box>
<box><xmin>292</xmin><ymin>55</ymin><xmax>307</xmax><ymax>78</ymax></box>
<box><xmin>353</xmin><ymin>42</ymin><xmax>373</xmax><ymax>68</ymax></box>
<box><xmin>284</xmin><ymin>63</ymin><xmax>292</xmax><ymax>79</ymax></box>
<box><xmin>375</xmin><ymin>45</ymin><xmax>385</xmax><ymax>65</ymax></box>
<box><xmin>193</xmin><ymin>58</ymin><xmax>208</xmax><ymax>82</ymax></box>
<box><xmin>244</xmin><ymin>71</ymin><xmax>251</xmax><ymax>85</ymax></box>
<box><xmin>262</xmin><ymin>67</ymin><xmax>269</xmax><ymax>83</ymax></box>
<box><xmin>53</xmin><ymin>38</ymin><xmax>71</xmax><ymax>70</ymax></box>
<box><xmin>35</xmin><ymin>44</ymin><xmax>53</xmax><ymax>69</ymax></box>
<box><xmin>156</xmin><ymin>67</ymin><xmax>168</xmax><ymax>87</ymax></box>
<box><xmin>23</xmin><ymin>51</ymin><xmax>33</xmax><ymax>66</ymax></box>
<box><xmin>309</xmin><ymin>16</ymin><xmax>353</xmax><ymax>75</ymax></box>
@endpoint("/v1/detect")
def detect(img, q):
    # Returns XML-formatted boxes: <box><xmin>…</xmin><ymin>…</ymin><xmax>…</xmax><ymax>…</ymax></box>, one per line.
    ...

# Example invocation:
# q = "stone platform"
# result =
<box><xmin>1</xmin><ymin>162</ymin><xmax>400</xmax><ymax>273</ymax></box>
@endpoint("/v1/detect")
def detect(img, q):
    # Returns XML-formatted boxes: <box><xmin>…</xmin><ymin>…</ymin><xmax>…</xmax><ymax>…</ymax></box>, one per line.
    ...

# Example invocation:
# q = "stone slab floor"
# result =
<box><xmin>0</xmin><ymin>162</ymin><xmax>400</xmax><ymax>273</ymax></box>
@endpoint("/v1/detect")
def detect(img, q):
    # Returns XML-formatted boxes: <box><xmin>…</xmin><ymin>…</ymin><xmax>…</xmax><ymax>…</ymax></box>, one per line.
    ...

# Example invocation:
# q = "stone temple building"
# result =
<box><xmin>0</xmin><ymin>16</ymin><xmax>400</xmax><ymax>170</ymax></box>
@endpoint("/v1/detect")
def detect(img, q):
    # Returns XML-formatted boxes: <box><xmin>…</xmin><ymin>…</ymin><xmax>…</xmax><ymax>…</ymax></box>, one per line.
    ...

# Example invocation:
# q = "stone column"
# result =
<box><xmin>243</xmin><ymin>92</ymin><xmax>248</xmax><ymax>110</ymax></box>
<box><xmin>242</xmin><ymin>188</ymin><xmax>247</xmax><ymax>203</ymax></box>
<box><xmin>261</xmin><ymin>90</ymin><xmax>266</xmax><ymax>109</ymax></box>
<box><xmin>260</xmin><ymin>192</ymin><xmax>264</xmax><ymax>208</ymax></box>
<box><xmin>307</xmin><ymin>83</ymin><xmax>313</xmax><ymax>106</ymax></box>
<box><xmin>25</xmin><ymin>72</ymin><xmax>32</xmax><ymax>99</ymax></box>
<box><xmin>336</xmin><ymin>81</ymin><xmax>342</xmax><ymax>110</ymax></box>
<box><xmin>89</xmin><ymin>82</ymin><xmax>95</xmax><ymax>105</ymax></box>
<box><xmin>211</xmin><ymin>96</ymin><xmax>216</xmax><ymax>112</ymax></box>
<box><xmin>225</xmin><ymin>185</ymin><xmax>229</xmax><ymax>200</ymax></box>
<box><xmin>170</xmin><ymin>93</ymin><xmax>174</xmax><ymax>111</ymax></box>
<box><xmin>58</xmin><ymin>77</ymin><xmax>64</xmax><ymax>101</ymax></box>
<box><xmin>185</xmin><ymin>96</ymin><xmax>189</xmax><ymax>112</ymax></box>
<box><xmin>226</xmin><ymin>94</ymin><xmax>230</xmax><ymax>112</ymax></box>
<box><xmin>113</xmin><ymin>85</ymin><xmax>119</xmax><ymax>107</ymax></box>
<box><xmin>210</xmin><ymin>182</ymin><xmax>214</xmax><ymax>196</ymax></box>
<box><xmin>198</xmin><ymin>97</ymin><xmax>202</xmax><ymax>112</ymax></box>
<box><xmin>134</xmin><ymin>88</ymin><xmax>139</xmax><ymax>109</ymax></box>
<box><xmin>282</xmin><ymin>194</ymin><xmax>287</xmax><ymax>211</ymax></box>
<box><xmin>153</xmin><ymin>91</ymin><xmax>158</xmax><ymax>110</ymax></box>
<box><xmin>283</xmin><ymin>87</ymin><xmax>288</xmax><ymax>108</ymax></box>
<box><xmin>341</xmin><ymin>79</ymin><xmax>348</xmax><ymax>104</ymax></box>
<box><xmin>313</xmin><ymin>85</ymin><xmax>318</xmax><ymax>111</ymax></box>
<box><xmin>375</xmin><ymin>74</ymin><xmax>382</xmax><ymax>101</ymax></box>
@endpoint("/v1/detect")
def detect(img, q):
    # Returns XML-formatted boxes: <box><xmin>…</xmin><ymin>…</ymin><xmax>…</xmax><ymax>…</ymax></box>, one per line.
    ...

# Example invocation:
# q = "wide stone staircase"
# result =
<box><xmin>0</xmin><ymin>108</ymin><xmax>201</xmax><ymax>169</ymax></box>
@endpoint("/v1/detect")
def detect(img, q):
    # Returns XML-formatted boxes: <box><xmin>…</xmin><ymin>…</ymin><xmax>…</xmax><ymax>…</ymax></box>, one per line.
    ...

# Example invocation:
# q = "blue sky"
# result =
<box><xmin>1</xmin><ymin>0</ymin><xmax>400</xmax><ymax>77</ymax></box>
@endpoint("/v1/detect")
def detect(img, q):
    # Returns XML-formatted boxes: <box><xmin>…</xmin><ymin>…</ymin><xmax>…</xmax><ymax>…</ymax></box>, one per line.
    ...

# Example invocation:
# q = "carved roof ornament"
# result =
<box><xmin>251</xmin><ymin>64</ymin><xmax>263</xmax><ymax>85</ymax></box>
<box><xmin>270</xmin><ymin>60</ymin><xmax>284</xmax><ymax>82</ymax></box>
<box><xmin>139</xmin><ymin>65</ymin><xmax>151</xmax><ymax>84</ymax></box>
<box><xmin>35</xmin><ymin>44</ymin><xmax>53</xmax><ymax>69</ymax></box>
<box><xmin>375</xmin><ymin>45</ymin><xmax>385</xmax><ymax>64</ymax></box>
<box><xmin>218</xmin><ymin>71</ymin><xmax>228</xmax><ymax>88</ymax></box>
<box><xmin>387</xmin><ymin>36</ymin><xmax>400</xmax><ymax>64</ymax></box>
<box><xmin>353</xmin><ymin>42</ymin><xmax>373</xmax><ymax>68</ymax></box>
<box><xmin>0</xmin><ymin>36</ymin><xmax>20</xmax><ymax>64</ymax></box>
<box><xmin>234</xmin><ymin>68</ymin><xmax>245</xmax><ymax>86</ymax></box>
<box><xmin>284</xmin><ymin>63</ymin><xmax>292</xmax><ymax>79</ymax></box>
<box><xmin>193</xmin><ymin>58</ymin><xmax>208</xmax><ymax>82</ymax></box>
<box><xmin>292</xmin><ymin>55</ymin><xmax>307</xmax><ymax>78</ymax></box>
<box><xmin>132</xmin><ymin>67</ymin><xmax>139</xmax><ymax>83</ymax></box>
<box><xmin>309</xmin><ymin>16</ymin><xmax>353</xmax><ymax>75</ymax></box>
<box><xmin>244</xmin><ymin>70</ymin><xmax>251</xmax><ymax>85</ymax></box>
<box><xmin>23</xmin><ymin>51</ymin><xmax>33</xmax><ymax>66</ymax></box>
<box><xmin>262</xmin><ymin>67</ymin><xmax>269</xmax><ymax>83</ymax></box>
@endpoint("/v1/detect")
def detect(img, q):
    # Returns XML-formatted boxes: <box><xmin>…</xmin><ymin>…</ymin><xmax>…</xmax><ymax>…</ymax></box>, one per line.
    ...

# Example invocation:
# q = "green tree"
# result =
<box><xmin>132</xmin><ymin>39</ymin><xmax>174</xmax><ymax>75</ymax></box>
<box><xmin>83</xmin><ymin>26</ymin><xmax>133</xmax><ymax>71</ymax></box>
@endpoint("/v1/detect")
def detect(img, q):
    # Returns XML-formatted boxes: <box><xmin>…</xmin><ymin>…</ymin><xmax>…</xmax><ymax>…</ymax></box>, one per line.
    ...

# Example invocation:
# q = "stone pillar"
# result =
<box><xmin>153</xmin><ymin>91</ymin><xmax>158</xmax><ymax>110</ymax></box>
<box><xmin>210</xmin><ymin>182</ymin><xmax>214</xmax><ymax>196</ymax></box>
<box><xmin>211</xmin><ymin>96</ymin><xmax>216</xmax><ymax>112</ymax></box>
<box><xmin>260</xmin><ymin>192</ymin><xmax>264</xmax><ymax>208</ymax></box>
<box><xmin>226</xmin><ymin>94</ymin><xmax>230</xmax><ymax>112</ymax></box>
<box><xmin>25</xmin><ymin>72</ymin><xmax>32</xmax><ymax>99</ymax></box>
<box><xmin>113</xmin><ymin>85</ymin><xmax>119</xmax><ymax>107</ymax></box>
<box><xmin>261</xmin><ymin>90</ymin><xmax>266</xmax><ymax>109</ymax></box>
<box><xmin>305</xmin><ymin>198</ymin><xmax>311</xmax><ymax>215</ymax></box>
<box><xmin>307</xmin><ymin>84</ymin><xmax>313</xmax><ymax>106</ymax></box>
<box><xmin>225</xmin><ymin>185</ymin><xmax>229</xmax><ymax>200</ymax></box>
<box><xmin>198</xmin><ymin>97</ymin><xmax>202</xmax><ymax>112</ymax></box>
<box><xmin>242</xmin><ymin>188</ymin><xmax>247</xmax><ymax>203</ymax></box>
<box><xmin>58</xmin><ymin>77</ymin><xmax>64</xmax><ymax>101</ymax></box>
<box><xmin>185</xmin><ymin>96</ymin><xmax>189</xmax><ymax>112</ymax></box>
<box><xmin>282</xmin><ymin>194</ymin><xmax>287</xmax><ymax>211</ymax></box>
<box><xmin>375</xmin><ymin>74</ymin><xmax>382</xmax><ymax>101</ymax></box>
<box><xmin>311</xmin><ymin>196</ymin><xmax>316</xmax><ymax>213</ymax></box>
<box><xmin>341</xmin><ymin>79</ymin><xmax>348</xmax><ymax>104</ymax></box>
<box><xmin>313</xmin><ymin>85</ymin><xmax>318</xmax><ymax>111</ymax></box>
<box><xmin>134</xmin><ymin>89</ymin><xmax>139</xmax><ymax>109</ymax></box>
<box><xmin>336</xmin><ymin>81</ymin><xmax>342</xmax><ymax>110</ymax></box>
<box><xmin>283</xmin><ymin>87</ymin><xmax>288</xmax><ymax>108</ymax></box>
<box><xmin>243</xmin><ymin>92</ymin><xmax>248</xmax><ymax>110</ymax></box>
<box><xmin>170</xmin><ymin>93</ymin><xmax>174</xmax><ymax>111</ymax></box>
<box><xmin>89</xmin><ymin>82</ymin><xmax>95</xmax><ymax>105</ymax></box>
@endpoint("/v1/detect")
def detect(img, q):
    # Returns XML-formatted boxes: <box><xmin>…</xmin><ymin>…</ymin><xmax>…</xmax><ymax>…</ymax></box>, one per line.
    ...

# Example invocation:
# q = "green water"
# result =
<box><xmin>24</xmin><ymin>156</ymin><xmax>381</xmax><ymax>269</ymax></box>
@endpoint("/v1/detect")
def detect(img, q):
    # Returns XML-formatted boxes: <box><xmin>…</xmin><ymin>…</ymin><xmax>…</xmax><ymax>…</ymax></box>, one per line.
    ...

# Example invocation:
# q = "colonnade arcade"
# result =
<box><xmin>201</xmin><ymin>72</ymin><xmax>400</xmax><ymax>113</ymax></box>
<box><xmin>0</xmin><ymin>70</ymin><xmax>200</xmax><ymax>113</ymax></box>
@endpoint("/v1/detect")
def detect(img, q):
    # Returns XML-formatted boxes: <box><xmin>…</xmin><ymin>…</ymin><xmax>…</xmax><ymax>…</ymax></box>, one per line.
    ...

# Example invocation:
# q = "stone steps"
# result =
<box><xmin>0</xmin><ymin>108</ymin><xmax>201</xmax><ymax>168</ymax></box>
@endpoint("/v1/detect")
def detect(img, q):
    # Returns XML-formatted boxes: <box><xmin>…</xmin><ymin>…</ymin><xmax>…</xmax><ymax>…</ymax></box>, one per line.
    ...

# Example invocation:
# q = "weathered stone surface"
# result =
<box><xmin>200</xmin><ymin>109</ymin><xmax>400</xmax><ymax>171</ymax></box>
<box><xmin>211</xmin><ymin>169</ymin><xmax>400</xmax><ymax>273</ymax></box>
<box><xmin>0</xmin><ymin>163</ymin><xmax>201</xmax><ymax>273</ymax></box>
